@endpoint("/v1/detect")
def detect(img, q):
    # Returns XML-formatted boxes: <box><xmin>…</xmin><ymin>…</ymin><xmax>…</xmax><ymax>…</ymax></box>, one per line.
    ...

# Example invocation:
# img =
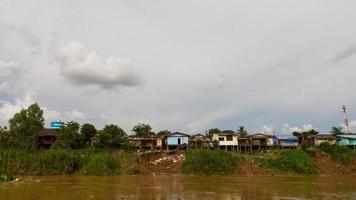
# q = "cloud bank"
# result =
<box><xmin>55</xmin><ymin>41</ymin><xmax>142</xmax><ymax>89</ymax></box>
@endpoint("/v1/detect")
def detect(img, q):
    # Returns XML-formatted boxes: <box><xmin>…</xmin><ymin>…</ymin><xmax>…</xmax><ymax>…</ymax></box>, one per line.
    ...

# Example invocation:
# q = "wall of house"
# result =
<box><xmin>315</xmin><ymin>139</ymin><xmax>335</xmax><ymax>146</ymax></box>
<box><xmin>337</xmin><ymin>138</ymin><xmax>356</xmax><ymax>145</ymax></box>
<box><xmin>212</xmin><ymin>134</ymin><xmax>238</xmax><ymax>146</ymax></box>
<box><xmin>266</xmin><ymin>138</ymin><xmax>274</xmax><ymax>146</ymax></box>
<box><xmin>279</xmin><ymin>139</ymin><xmax>298</xmax><ymax>147</ymax></box>
<box><xmin>166</xmin><ymin>136</ymin><xmax>189</xmax><ymax>145</ymax></box>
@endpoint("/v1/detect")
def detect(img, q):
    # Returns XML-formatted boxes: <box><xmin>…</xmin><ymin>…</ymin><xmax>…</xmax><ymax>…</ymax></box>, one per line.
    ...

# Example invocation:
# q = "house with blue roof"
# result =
<box><xmin>273</xmin><ymin>133</ymin><xmax>299</xmax><ymax>148</ymax></box>
<box><xmin>336</xmin><ymin>134</ymin><xmax>356</xmax><ymax>149</ymax></box>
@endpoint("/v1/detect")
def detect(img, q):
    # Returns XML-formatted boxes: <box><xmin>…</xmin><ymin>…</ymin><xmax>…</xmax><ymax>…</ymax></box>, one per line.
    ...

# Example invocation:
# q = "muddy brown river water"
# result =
<box><xmin>0</xmin><ymin>175</ymin><xmax>355</xmax><ymax>200</ymax></box>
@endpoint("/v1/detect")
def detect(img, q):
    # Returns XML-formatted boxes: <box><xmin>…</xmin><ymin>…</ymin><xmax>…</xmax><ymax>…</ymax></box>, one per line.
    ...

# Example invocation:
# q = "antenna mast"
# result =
<box><xmin>342</xmin><ymin>105</ymin><xmax>349</xmax><ymax>134</ymax></box>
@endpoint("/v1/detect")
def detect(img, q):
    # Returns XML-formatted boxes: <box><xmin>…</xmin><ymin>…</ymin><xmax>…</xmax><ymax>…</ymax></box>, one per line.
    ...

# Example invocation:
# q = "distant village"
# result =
<box><xmin>37</xmin><ymin>120</ymin><xmax>356</xmax><ymax>152</ymax></box>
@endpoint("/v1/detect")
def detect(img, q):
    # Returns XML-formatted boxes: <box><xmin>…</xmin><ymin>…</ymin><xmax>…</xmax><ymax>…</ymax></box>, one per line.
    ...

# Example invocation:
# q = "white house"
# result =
<box><xmin>212</xmin><ymin>133</ymin><xmax>238</xmax><ymax>151</ymax></box>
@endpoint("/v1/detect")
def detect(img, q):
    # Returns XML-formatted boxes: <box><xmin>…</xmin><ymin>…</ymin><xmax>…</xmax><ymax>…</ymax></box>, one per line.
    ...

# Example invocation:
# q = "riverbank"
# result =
<box><xmin>0</xmin><ymin>148</ymin><xmax>355</xmax><ymax>178</ymax></box>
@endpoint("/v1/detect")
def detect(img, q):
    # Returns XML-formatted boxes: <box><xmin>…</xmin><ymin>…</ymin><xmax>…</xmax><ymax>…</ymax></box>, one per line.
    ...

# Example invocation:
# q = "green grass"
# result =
<box><xmin>182</xmin><ymin>149</ymin><xmax>241</xmax><ymax>175</ymax></box>
<box><xmin>0</xmin><ymin>148</ymin><xmax>129</xmax><ymax>176</ymax></box>
<box><xmin>256</xmin><ymin>150</ymin><xmax>318</xmax><ymax>174</ymax></box>
<box><xmin>319</xmin><ymin>143</ymin><xmax>356</xmax><ymax>165</ymax></box>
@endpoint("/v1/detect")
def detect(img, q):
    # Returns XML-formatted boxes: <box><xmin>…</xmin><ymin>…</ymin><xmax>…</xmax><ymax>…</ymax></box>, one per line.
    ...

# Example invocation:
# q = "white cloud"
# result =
<box><xmin>0</xmin><ymin>94</ymin><xmax>34</xmax><ymax>124</ymax></box>
<box><xmin>68</xmin><ymin>109</ymin><xmax>87</xmax><ymax>120</ymax></box>
<box><xmin>0</xmin><ymin>60</ymin><xmax>20</xmax><ymax>77</ymax></box>
<box><xmin>54</xmin><ymin>41</ymin><xmax>142</xmax><ymax>89</ymax></box>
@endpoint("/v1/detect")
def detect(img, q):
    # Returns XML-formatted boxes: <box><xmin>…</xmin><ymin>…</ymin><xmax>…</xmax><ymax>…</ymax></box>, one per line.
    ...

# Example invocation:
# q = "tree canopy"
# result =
<box><xmin>9</xmin><ymin>103</ymin><xmax>44</xmax><ymax>150</ymax></box>
<box><xmin>236</xmin><ymin>126</ymin><xmax>248</xmax><ymax>137</ymax></box>
<box><xmin>132</xmin><ymin>123</ymin><xmax>152</xmax><ymax>137</ymax></box>
<box><xmin>80</xmin><ymin>123</ymin><xmax>97</xmax><ymax>145</ymax></box>
<box><xmin>55</xmin><ymin>121</ymin><xmax>80</xmax><ymax>149</ymax></box>
<box><xmin>330</xmin><ymin>126</ymin><xmax>344</xmax><ymax>136</ymax></box>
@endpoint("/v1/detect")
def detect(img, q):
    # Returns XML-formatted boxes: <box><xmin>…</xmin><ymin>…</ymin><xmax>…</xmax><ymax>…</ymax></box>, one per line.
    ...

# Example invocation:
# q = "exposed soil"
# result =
<box><xmin>133</xmin><ymin>151</ymin><xmax>184</xmax><ymax>174</ymax></box>
<box><xmin>129</xmin><ymin>151</ymin><xmax>356</xmax><ymax>176</ymax></box>
<box><xmin>235</xmin><ymin>158</ymin><xmax>277</xmax><ymax>176</ymax></box>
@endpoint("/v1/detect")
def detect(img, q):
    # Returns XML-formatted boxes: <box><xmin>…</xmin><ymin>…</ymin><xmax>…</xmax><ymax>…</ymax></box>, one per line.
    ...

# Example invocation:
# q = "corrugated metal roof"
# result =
<box><xmin>273</xmin><ymin>133</ymin><xmax>298</xmax><ymax>140</ymax></box>
<box><xmin>337</xmin><ymin>134</ymin><xmax>356</xmax><ymax>139</ymax></box>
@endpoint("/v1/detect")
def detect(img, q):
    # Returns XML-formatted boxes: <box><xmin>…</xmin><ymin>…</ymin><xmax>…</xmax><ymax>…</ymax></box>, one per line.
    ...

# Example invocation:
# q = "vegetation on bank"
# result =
<box><xmin>182</xmin><ymin>149</ymin><xmax>242</xmax><ymax>175</ymax></box>
<box><xmin>318</xmin><ymin>143</ymin><xmax>356</xmax><ymax>165</ymax></box>
<box><xmin>256</xmin><ymin>150</ymin><xmax>318</xmax><ymax>174</ymax></box>
<box><xmin>0</xmin><ymin>148</ymin><xmax>133</xmax><ymax>176</ymax></box>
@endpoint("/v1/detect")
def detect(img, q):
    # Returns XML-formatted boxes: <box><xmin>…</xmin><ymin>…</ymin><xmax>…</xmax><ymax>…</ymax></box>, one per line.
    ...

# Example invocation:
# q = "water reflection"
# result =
<box><xmin>0</xmin><ymin>175</ymin><xmax>355</xmax><ymax>200</ymax></box>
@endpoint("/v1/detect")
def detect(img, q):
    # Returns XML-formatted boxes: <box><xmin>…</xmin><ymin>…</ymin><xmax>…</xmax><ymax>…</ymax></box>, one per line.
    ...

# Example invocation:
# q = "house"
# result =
<box><xmin>273</xmin><ymin>133</ymin><xmax>299</xmax><ymax>148</ymax></box>
<box><xmin>37</xmin><ymin>128</ymin><xmax>57</xmax><ymax>149</ymax></box>
<box><xmin>189</xmin><ymin>134</ymin><xmax>210</xmax><ymax>149</ymax></box>
<box><xmin>165</xmin><ymin>132</ymin><xmax>190</xmax><ymax>150</ymax></box>
<box><xmin>128</xmin><ymin>135</ymin><xmax>155</xmax><ymax>150</ymax></box>
<box><xmin>212</xmin><ymin>132</ymin><xmax>238</xmax><ymax>151</ymax></box>
<box><xmin>237</xmin><ymin>133</ymin><xmax>274</xmax><ymax>152</ymax></box>
<box><xmin>306</xmin><ymin>134</ymin><xmax>336</xmax><ymax>146</ymax></box>
<box><xmin>128</xmin><ymin>132</ymin><xmax>163</xmax><ymax>150</ymax></box>
<box><xmin>336</xmin><ymin>134</ymin><xmax>356</xmax><ymax>148</ymax></box>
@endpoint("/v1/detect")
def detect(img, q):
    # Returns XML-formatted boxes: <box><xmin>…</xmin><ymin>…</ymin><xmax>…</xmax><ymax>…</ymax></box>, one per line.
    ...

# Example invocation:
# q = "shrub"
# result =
<box><xmin>0</xmin><ymin>169</ymin><xmax>13</xmax><ymax>182</ymax></box>
<box><xmin>182</xmin><ymin>149</ymin><xmax>240</xmax><ymax>175</ymax></box>
<box><xmin>80</xmin><ymin>153</ymin><xmax>120</xmax><ymax>176</ymax></box>
<box><xmin>319</xmin><ymin>143</ymin><xmax>356</xmax><ymax>165</ymax></box>
<box><xmin>257</xmin><ymin>150</ymin><xmax>318</xmax><ymax>174</ymax></box>
<box><xmin>301</xmin><ymin>141</ymin><xmax>313</xmax><ymax>152</ymax></box>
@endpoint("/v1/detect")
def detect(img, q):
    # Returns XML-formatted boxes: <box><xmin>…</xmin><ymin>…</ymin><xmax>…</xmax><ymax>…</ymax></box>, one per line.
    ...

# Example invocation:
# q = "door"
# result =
<box><xmin>178</xmin><ymin>138</ymin><xmax>181</xmax><ymax>145</ymax></box>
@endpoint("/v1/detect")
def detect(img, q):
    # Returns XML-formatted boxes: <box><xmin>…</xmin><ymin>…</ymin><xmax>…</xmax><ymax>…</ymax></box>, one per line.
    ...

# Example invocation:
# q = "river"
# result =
<box><xmin>0</xmin><ymin>175</ymin><xmax>355</xmax><ymax>199</ymax></box>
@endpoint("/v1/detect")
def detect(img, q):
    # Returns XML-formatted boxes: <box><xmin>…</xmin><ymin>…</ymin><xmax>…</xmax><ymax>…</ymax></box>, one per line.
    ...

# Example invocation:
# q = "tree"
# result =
<box><xmin>212</xmin><ymin>140</ymin><xmax>219</xmax><ymax>150</ymax></box>
<box><xmin>55</xmin><ymin>121</ymin><xmax>80</xmax><ymax>149</ymax></box>
<box><xmin>132</xmin><ymin>123</ymin><xmax>152</xmax><ymax>137</ymax></box>
<box><xmin>206</xmin><ymin>128</ymin><xmax>221</xmax><ymax>139</ymax></box>
<box><xmin>80</xmin><ymin>123</ymin><xmax>97</xmax><ymax>146</ymax></box>
<box><xmin>222</xmin><ymin>130</ymin><xmax>234</xmax><ymax>134</ymax></box>
<box><xmin>293</xmin><ymin>129</ymin><xmax>319</xmax><ymax>142</ymax></box>
<box><xmin>330</xmin><ymin>126</ymin><xmax>343</xmax><ymax>136</ymax></box>
<box><xmin>157</xmin><ymin>130</ymin><xmax>171</xmax><ymax>136</ymax></box>
<box><xmin>9</xmin><ymin>103</ymin><xmax>44</xmax><ymax>150</ymax></box>
<box><xmin>93</xmin><ymin>124</ymin><xmax>127</xmax><ymax>148</ymax></box>
<box><xmin>236</xmin><ymin>126</ymin><xmax>248</xmax><ymax>137</ymax></box>
<box><xmin>0</xmin><ymin>126</ymin><xmax>10</xmax><ymax>147</ymax></box>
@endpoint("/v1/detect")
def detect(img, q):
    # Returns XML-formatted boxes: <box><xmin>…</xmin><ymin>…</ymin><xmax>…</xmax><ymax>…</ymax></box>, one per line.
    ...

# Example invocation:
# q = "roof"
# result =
<box><xmin>212</xmin><ymin>132</ymin><xmax>237</xmax><ymax>136</ymax></box>
<box><xmin>166</xmin><ymin>132</ymin><xmax>190</xmax><ymax>137</ymax></box>
<box><xmin>307</xmin><ymin>134</ymin><xmax>335</xmax><ymax>140</ymax></box>
<box><xmin>37</xmin><ymin>128</ymin><xmax>57</xmax><ymax>137</ymax></box>
<box><xmin>337</xmin><ymin>134</ymin><xmax>356</xmax><ymax>139</ymax></box>
<box><xmin>246</xmin><ymin>133</ymin><xmax>272</xmax><ymax>139</ymax></box>
<box><xmin>273</xmin><ymin>133</ymin><xmax>298</xmax><ymax>140</ymax></box>
<box><xmin>190</xmin><ymin>134</ymin><xmax>209</xmax><ymax>142</ymax></box>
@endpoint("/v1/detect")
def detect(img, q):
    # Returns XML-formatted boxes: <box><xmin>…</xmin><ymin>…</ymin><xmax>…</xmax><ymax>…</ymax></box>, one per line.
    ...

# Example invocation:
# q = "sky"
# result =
<box><xmin>1</xmin><ymin>0</ymin><xmax>356</xmax><ymax>134</ymax></box>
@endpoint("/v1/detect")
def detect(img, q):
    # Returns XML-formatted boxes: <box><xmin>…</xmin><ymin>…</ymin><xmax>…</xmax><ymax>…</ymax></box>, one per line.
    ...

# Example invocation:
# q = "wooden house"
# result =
<box><xmin>306</xmin><ymin>134</ymin><xmax>336</xmax><ymax>146</ymax></box>
<box><xmin>128</xmin><ymin>132</ymin><xmax>163</xmax><ymax>150</ymax></box>
<box><xmin>165</xmin><ymin>132</ymin><xmax>190</xmax><ymax>150</ymax></box>
<box><xmin>273</xmin><ymin>133</ymin><xmax>299</xmax><ymax>148</ymax></box>
<box><xmin>337</xmin><ymin>134</ymin><xmax>356</xmax><ymax>148</ymax></box>
<box><xmin>37</xmin><ymin>128</ymin><xmax>57</xmax><ymax>149</ymax></box>
<box><xmin>212</xmin><ymin>132</ymin><xmax>238</xmax><ymax>151</ymax></box>
<box><xmin>238</xmin><ymin>133</ymin><xmax>273</xmax><ymax>152</ymax></box>
<box><xmin>189</xmin><ymin>134</ymin><xmax>210</xmax><ymax>149</ymax></box>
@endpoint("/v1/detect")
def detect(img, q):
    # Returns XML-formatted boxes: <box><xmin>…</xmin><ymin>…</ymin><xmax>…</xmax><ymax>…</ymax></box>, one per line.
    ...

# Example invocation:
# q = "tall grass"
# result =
<box><xmin>182</xmin><ymin>149</ymin><xmax>241</xmax><ymax>175</ymax></box>
<box><xmin>319</xmin><ymin>143</ymin><xmax>356</xmax><ymax>165</ymax></box>
<box><xmin>257</xmin><ymin>150</ymin><xmax>318</xmax><ymax>174</ymax></box>
<box><xmin>0</xmin><ymin>148</ymin><xmax>123</xmax><ymax>176</ymax></box>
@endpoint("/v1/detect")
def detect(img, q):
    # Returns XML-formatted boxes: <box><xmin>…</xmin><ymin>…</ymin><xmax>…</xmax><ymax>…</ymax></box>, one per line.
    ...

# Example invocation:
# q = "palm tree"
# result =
<box><xmin>330</xmin><ymin>126</ymin><xmax>343</xmax><ymax>137</ymax></box>
<box><xmin>237</xmin><ymin>126</ymin><xmax>248</xmax><ymax>137</ymax></box>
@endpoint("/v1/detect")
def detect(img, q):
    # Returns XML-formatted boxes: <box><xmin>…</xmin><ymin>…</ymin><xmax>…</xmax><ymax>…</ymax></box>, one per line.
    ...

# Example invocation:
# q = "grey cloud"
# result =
<box><xmin>54</xmin><ymin>41</ymin><xmax>143</xmax><ymax>89</ymax></box>
<box><xmin>330</xmin><ymin>46</ymin><xmax>356</xmax><ymax>63</ymax></box>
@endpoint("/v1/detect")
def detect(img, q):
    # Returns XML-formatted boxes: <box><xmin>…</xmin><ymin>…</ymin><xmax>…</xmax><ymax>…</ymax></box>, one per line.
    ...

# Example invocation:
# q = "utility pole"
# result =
<box><xmin>342</xmin><ymin>105</ymin><xmax>349</xmax><ymax>134</ymax></box>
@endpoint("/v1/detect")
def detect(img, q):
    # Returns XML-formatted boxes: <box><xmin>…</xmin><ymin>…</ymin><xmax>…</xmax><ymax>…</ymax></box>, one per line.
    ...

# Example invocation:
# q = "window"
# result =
<box><xmin>219</xmin><ymin>137</ymin><xmax>224</xmax><ymax>141</ymax></box>
<box><xmin>226</xmin><ymin>135</ymin><xmax>233</xmax><ymax>141</ymax></box>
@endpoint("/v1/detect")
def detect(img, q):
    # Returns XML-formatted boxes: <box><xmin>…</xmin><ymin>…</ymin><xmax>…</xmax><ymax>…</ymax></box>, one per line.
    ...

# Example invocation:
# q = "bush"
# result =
<box><xmin>182</xmin><ymin>149</ymin><xmax>240</xmax><ymax>175</ymax></box>
<box><xmin>80</xmin><ymin>153</ymin><xmax>120</xmax><ymax>175</ymax></box>
<box><xmin>319</xmin><ymin>143</ymin><xmax>356</xmax><ymax>165</ymax></box>
<box><xmin>257</xmin><ymin>150</ymin><xmax>318</xmax><ymax>174</ymax></box>
<box><xmin>0</xmin><ymin>169</ymin><xmax>13</xmax><ymax>182</ymax></box>
<box><xmin>0</xmin><ymin>148</ymin><xmax>121</xmax><ymax>175</ymax></box>
<box><xmin>301</xmin><ymin>141</ymin><xmax>313</xmax><ymax>152</ymax></box>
